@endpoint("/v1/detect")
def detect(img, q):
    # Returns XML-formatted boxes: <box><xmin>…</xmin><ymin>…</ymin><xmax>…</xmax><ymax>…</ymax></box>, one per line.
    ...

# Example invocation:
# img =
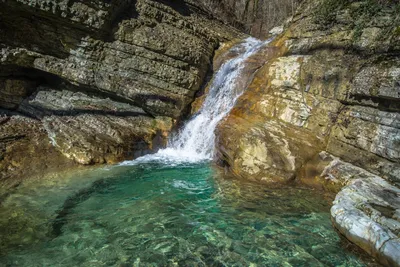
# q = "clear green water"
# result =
<box><xmin>0</xmin><ymin>163</ymin><xmax>376</xmax><ymax>266</ymax></box>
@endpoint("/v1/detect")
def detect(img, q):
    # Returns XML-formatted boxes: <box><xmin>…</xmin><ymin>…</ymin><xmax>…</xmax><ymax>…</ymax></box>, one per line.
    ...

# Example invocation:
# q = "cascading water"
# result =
<box><xmin>125</xmin><ymin>37</ymin><xmax>270</xmax><ymax>164</ymax></box>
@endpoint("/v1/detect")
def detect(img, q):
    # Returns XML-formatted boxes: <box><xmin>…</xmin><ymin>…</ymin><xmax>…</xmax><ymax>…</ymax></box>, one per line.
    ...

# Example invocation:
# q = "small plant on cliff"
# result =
<box><xmin>350</xmin><ymin>0</ymin><xmax>400</xmax><ymax>41</ymax></box>
<box><xmin>350</xmin><ymin>0</ymin><xmax>382</xmax><ymax>23</ymax></box>
<box><xmin>313</xmin><ymin>0</ymin><xmax>350</xmax><ymax>28</ymax></box>
<box><xmin>377</xmin><ymin>1</ymin><xmax>400</xmax><ymax>40</ymax></box>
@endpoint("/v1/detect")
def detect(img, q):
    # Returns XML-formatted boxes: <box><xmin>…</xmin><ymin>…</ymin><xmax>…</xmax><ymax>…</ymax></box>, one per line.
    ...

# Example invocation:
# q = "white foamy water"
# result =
<box><xmin>121</xmin><ymin>37</ymin><xmax>269</xmax><ymax>165</ymax></box>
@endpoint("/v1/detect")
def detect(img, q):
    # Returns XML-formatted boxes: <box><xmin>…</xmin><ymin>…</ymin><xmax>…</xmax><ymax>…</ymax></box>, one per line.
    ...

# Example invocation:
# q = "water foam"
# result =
<box><xmin>121</xmin><ymin>37</ymin><xmax>270</xmax><ymax>165</ymax></box>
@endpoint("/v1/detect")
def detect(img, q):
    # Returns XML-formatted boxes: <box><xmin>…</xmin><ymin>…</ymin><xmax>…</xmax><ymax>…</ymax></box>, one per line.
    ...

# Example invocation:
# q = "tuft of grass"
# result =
<box><xmin>393</xmin><ymin>26</ymin><xmax>400</xmax><ymax>37</ymax></box>
<box><xmin>350</xmin><ymin>0</ymin><xmax>382</xmax><ymax>19</ymax></box>
<box><xmin>349</xmin><ymin>0</ymin><xmax>381</xmax><ymax>40</ymax></box>
<box><xmin>313</xmin><ymin>0</ymin><xmax>400</xmax><ymax>44</ymax></box>
<box><xmin>352</xmin><ymin>23</ymin><xmax>363</xmax><ymax>41</ymax></box>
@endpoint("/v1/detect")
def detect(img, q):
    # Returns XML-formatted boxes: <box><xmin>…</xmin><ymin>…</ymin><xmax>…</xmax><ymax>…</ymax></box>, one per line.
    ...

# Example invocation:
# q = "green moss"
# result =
<box><xmin>394</xmin><ymin>26</ymin><xmax>400</xmax><ymax>36</ymax></box>
<box><xmin>359</xmin><ymin>0</ymin><xmax>382</xmax><ymax>16</ymax></box>
<box><xmin>376</xmin><ymin>3</ymin><xmax>400</xmax><ymax>40</ymax></box>
<box><xmin>349</xmin><ymin>1</ymin><xmax>380</xmax><ymax>38</ymax></box>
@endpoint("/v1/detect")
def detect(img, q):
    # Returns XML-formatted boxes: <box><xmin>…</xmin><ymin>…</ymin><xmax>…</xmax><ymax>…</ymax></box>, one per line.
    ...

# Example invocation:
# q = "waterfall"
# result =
<box><xmin>122</xmin><ymin>37</ymin><xmax>269</xmax><ymax>165</ymax></box>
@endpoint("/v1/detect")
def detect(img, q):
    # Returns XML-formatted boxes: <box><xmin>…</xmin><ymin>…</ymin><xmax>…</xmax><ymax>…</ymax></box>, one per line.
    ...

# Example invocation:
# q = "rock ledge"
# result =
<box><xmin>317</xmin><ymin>153</ymin><xmax>400</xmax><ymax>266</ymax></box>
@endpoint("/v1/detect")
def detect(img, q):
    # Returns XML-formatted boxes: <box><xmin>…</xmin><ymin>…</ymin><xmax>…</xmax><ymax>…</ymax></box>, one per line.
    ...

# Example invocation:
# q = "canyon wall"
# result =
<box><xmin>217</xmin><ymin>0</ymin><xmax>400</xmax><ymax>186</ymax></box>
<box><xmin>215</xmin><ymin>0</ymin><xmax>400</xmax><ymax>265</ymax></box>
<box><xmin>0</xmin><ymin>0</ymin><xmax>242</xmax><ymax>188</ymax></box>
<box><xmin>194</xmin><ymin>0</ymin><xmax>301</xmax><ymax>38</ymax></box>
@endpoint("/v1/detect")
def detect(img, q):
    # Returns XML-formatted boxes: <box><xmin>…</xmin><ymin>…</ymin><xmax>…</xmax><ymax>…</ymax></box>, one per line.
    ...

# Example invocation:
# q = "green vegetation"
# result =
<box><xmin>350</xmin><ymin>0</ymin><xmax>383</xmax><ymax>41</ymax></box>
<box><xmin>372</xmin><ymin>0</ymin><xmax>400</xmax><ymax>40</ymax></box>
<box><xmin>314</xmin><ymin>0</ymin><xmax>400</xmax><ymax>42</ymax></box>
<box><xmin>313</xmin><ymin>0</ymin><xmax>350</xmax><ymax>28</ymax></box>
<box><xmin>351</xmin><ymin>0</ymin><xmax>382</xmax><ymax>18</ymax></box>
<box><xmin>394</xmin><ymin>26</ymin><xmax>400</xmax><ymax>37</ymax></box>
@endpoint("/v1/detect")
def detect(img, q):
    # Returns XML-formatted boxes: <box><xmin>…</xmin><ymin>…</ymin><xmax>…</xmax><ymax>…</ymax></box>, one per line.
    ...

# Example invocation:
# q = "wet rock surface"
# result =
<box><xmin>296</xmin><ymin>151</ymin><xmax>400</xmax><ymax>266</ymax></box>
<box><xmin>0</xmin><ymin>0</ymin><xmax>242</xmax><ymax>188</ymax></box>
<box><xmin>0</xmin><ymin>114</ymin><xmax>78</xmax><ymax>190</ymax></box>
<box><xmin>313</xmin><ymin>153</ymin><xmax>400</xmax><ymax>267</ymax></box>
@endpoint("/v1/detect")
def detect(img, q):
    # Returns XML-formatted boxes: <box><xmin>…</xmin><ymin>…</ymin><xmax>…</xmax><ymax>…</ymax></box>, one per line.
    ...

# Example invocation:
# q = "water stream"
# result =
<box><xmin>0</xmin><ymin>39</ymin><xmax>377</xmax><ymax>266</ymax></box>
<box><xmin>127</xmin><ymin>37</ymin><xmax>267</xmax><ymax>164</ymax></box>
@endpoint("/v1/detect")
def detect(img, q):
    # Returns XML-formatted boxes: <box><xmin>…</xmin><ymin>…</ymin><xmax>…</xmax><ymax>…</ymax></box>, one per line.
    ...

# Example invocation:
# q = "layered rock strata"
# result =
<box><xmin>217</xmin><ymin>0</ymin><xmax>400</xmax><ymax>185</ymax></box>
<box><xmin>0</xmin><ymin>0</ymin><xmax>241</xmax><ymax>188</ymax></box>
<box><xmin>215</xmin><ymin>0</ymin><xmax>400</xmax><ymax>264</ymax></box>
<box><xmin>192</xmin><ymin>0</ymin><xmax>301</xmax><ymax>38</ymax></box>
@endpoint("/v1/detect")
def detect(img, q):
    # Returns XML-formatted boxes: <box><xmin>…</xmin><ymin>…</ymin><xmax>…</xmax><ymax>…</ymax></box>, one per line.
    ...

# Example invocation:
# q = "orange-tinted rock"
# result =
<box><xmin>215</xmin><ymin>1</ymin><xmax>400</xmax><ymax>265</ymax></box>
<box><xmin>216</xmin><ymin>0</ymin><xmax>400</xmax><ymax>185</ymax></box>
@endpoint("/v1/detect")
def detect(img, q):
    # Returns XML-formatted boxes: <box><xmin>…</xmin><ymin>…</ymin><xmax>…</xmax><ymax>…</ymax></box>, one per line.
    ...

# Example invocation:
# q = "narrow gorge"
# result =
<box><xmin>0</xmin><ymin>0</ymin><xmax>399</xmax><ymax>266</ymax></box>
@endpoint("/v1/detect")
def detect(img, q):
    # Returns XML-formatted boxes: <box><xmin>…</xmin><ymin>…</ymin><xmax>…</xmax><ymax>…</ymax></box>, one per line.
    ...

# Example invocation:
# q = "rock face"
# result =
<box><xmin>0</xmin><ymin>114</ymin><xmax>78</xmax><ymax>190</ymax></box>
<box><xmin>193</xmin><ymin>0</ymin><xmax>301</xmax><ymax>38</ymax></box>
<box><xmin>217</xmin><ymin>0</ymin><xmax>400</xmax><ymax>185</ymax></box>
<box><xmin>0</xmin><ymin>0</ymin><xmax>241</xmax><ymax>188</ymax></box>
<box><xmin>215</xmin><ymin>0</ymin><xmax>400</xmax><ymax>264</ymax></box>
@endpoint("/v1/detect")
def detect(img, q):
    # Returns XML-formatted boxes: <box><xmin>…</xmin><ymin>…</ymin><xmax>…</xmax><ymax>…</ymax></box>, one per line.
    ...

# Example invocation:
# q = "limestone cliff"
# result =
<box><xmin>217</xmin><ymin>0</ymin><xmax>400</xmax><ymax>185</ymax></box>
<box><xmin>193</xmin><ymin>0</ymin><xmax>301</xmax><ymax>38</ymax></box>
<box><xmin>215</xmin><ymin>0</ymin><xmax>400</xmax><ymax>265</ymax></box>
<box><xmin>0</xmin><ymin>0</ymin><xmax>242</xmax><ymax>189</ymax></box>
